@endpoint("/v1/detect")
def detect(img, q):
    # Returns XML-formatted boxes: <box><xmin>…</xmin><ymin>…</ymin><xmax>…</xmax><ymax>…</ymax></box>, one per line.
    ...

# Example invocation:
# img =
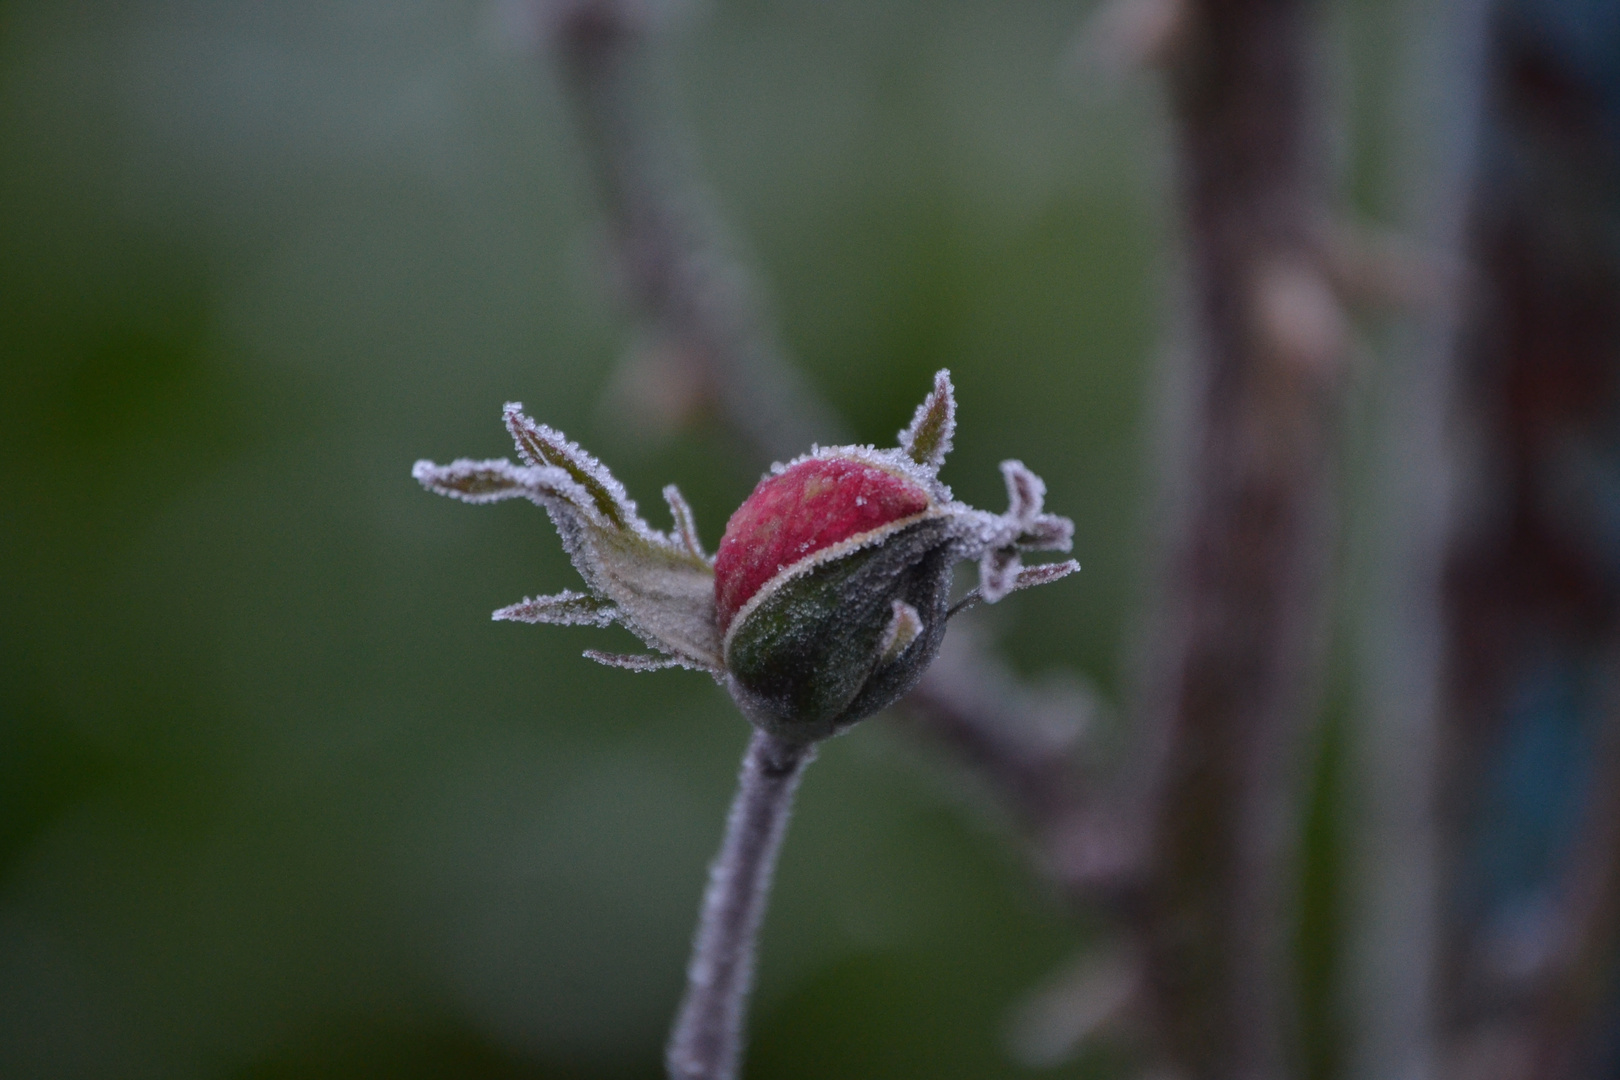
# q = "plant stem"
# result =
<box><xmin>667</xmin><ymin>729</ymin><xmax>814</xmax><ymax>1080</ymax></box>
<box><xmin>1132</xmin><ymin>0</ymin><xmax>1347</xmax><ymax>1073</ymax></box>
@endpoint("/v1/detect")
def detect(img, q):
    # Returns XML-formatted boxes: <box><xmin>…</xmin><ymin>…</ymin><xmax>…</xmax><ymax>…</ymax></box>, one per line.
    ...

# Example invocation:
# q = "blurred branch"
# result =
<box><xmin>1347</xmin><ymin>0</ymin><xmax>1490</xmax><ymax>1075</ymax></box>
<box><xmin>1126</xmin><ymin>0</ymin><xmax>1349</xmax><ymax>1073</ymax></box>
<box><xmin>546</xmin><ymin>0</ymin><xmax>839</xmax><ymax>460</ymax></box>
<box><xmin>895</xmin><ymin>631</ymin><xmax>1144</xmax><ymax>901</ymax></box>
<box><xmin>1428</xmin><ymin>4</ymin><xmax>1620</xmax><ymax>1074</ymax></box>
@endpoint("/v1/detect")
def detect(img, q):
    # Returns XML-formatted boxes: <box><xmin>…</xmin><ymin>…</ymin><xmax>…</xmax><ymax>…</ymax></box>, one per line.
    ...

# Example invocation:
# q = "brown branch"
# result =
<box><xmin>547</xmin><ymin>0</ymin><xmax>840</xmax><ymax>461</ymax></box>
<box><xmin>895</xmin><ymin>631</ymin><xmax>1144</xmax><ymax>904</ymax></box>
<box><xmin>1128</xmin><ymin>0</ymin><xmax>1348</xmax><ymax>1074</ymax></box>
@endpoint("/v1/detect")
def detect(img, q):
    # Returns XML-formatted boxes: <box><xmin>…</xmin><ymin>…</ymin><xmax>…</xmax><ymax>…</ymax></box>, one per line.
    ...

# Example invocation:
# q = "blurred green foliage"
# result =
<box><xmin>0</xmin><ymin>1</ymin><xmax>1229</xmax><ymax>1077</ymax></box>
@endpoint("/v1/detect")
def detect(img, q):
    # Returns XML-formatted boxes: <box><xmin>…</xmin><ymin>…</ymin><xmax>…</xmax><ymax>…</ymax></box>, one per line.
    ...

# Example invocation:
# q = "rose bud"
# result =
<box><xmin>412</xmin><ymin>369</ymin><xmax>1078</xmax><ymax>744</ymax></box>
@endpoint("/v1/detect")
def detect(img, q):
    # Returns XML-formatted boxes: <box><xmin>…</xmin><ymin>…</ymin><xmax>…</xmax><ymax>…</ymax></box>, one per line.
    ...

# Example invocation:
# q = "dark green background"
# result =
<box><xmin>0</xmin><ymin>0</ymin><xmax>1395</xmax><ymax>1076</ymax></box>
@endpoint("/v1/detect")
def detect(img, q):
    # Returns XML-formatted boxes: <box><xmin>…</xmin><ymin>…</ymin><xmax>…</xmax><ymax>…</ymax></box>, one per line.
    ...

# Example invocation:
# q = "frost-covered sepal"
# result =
<box><xmin>493</xmin><ymin>590</ymin><xmax>619</xmax><ymax>626</ymax></box>
<box><xmin>950</xmin><ymin>559</ymin><xmax>1081</xmax><ymax>616</ymax></box>
<box><xmin>584</xmin><ymin>650</ymin><xmax>689</xmax><ymax>672</ymax></box>
<box><xmin>899</xmin><ymin>369</ymin><xmax>956</xmax><ymax>469</ymax></box>
<box><xmin>973</xmin><ymin>459</ymin><xmax>1075</xmax><ymax>603</ymax></box>
<box><xmin>415</xmin><ymin>407</ymin><xmax>723</xmax><ymax>673</ymax></box>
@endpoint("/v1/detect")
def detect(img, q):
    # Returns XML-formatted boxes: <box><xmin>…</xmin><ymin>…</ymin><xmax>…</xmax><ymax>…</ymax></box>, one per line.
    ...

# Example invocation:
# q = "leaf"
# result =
<box><xmin>411</xmin><ymin>459</ymin><xmax>570</xmax><ymax>505</ymax></box>
<box><xmin>576</xmin><ymin>525</ymin><xmax>722</xmax><ymax>670</ymax></box>
<box><xmin>1000</xmin><ymin>459</ymin><xmax>1046</xmax><ymax>523</ymax></box>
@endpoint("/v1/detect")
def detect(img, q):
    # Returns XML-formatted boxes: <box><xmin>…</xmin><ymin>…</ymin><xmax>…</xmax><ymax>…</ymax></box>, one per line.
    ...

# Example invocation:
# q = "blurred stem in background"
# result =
<box><xmin>1428</xmin><ymin>0</ymin><xmax>1620</xmax><ymax>1073</ymax></box>
<box><xmin>1128</xmin><ymin>0</ymin><xmax>1349</xmax><ymax>1070</ymax></box>
<box><xmin>528</xmin><ymin>0</ymin><xmax>1620</xmax><ymax>1077</ymax></box>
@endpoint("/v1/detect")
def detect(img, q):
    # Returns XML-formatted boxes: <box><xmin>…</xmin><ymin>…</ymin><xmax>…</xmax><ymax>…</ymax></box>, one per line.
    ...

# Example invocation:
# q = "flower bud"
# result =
<box><xmin>715</xmin><ymin>456</ymin><xmax>957</xmax><ymax>741</ymax></box>
<box><xmin>414</xmin><ymin>369</ymin><xmax>1079</xmax><ymax>743</ymax></box>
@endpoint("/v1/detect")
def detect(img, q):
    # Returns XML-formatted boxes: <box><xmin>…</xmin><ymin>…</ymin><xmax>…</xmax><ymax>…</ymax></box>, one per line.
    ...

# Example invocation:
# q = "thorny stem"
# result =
<box><xmin>667</xmin><ymin>730</ymin><xmax>814</xmax><ymax>1080</ymax></box>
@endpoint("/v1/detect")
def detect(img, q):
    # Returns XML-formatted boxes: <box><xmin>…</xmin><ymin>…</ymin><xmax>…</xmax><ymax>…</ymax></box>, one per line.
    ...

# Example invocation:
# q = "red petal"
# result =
<box><xmin>714</xmin><ymin>458</ymin><xmax>931</xmax><ymax>634</ymax></box>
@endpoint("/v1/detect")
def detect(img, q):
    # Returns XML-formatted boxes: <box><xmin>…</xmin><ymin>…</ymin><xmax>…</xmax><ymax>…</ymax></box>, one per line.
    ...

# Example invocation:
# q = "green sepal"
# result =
<box><xmin>723</xmin><ymin>518</ymin><xmax>955</xmax><ymax>742</ymax></box>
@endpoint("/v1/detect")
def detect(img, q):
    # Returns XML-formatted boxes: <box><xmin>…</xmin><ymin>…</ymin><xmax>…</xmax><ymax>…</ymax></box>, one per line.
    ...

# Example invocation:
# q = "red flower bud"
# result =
<box><xmin>715</xmin><ymin>455</ymin><xmax>951</xmax><ymax>740</ymax></box>
<box><xmin>715</xmin><ymin>458</ymin><xmax>932</xmax><ymax>634</ymax></box>
<box><xmin>414</xmin><ymin>369</ymin><xmax>1078</xmax><ymax>743</ymax></box>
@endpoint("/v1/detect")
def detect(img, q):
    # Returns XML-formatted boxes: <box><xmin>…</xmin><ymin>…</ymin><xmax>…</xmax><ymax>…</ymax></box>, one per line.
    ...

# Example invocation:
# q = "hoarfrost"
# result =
<box><xmin>951</xmin><ymin>559</ymin><xmax>1081</xmax><ymax>616</ymax></box>
<box><xmin>663</xmin><ymin>484</ymin><xmax>707</xmax><ymax>560</ymax></box>
<box><xmin>415</xmin><ymin>376</ymin><xmax>1075</xmax><ymax>691</ymax></box>
<box><xmin>582</xmin><ymin>649</ymin><xmax>690</xmax><ymax>672</ymax></box>
<box><xmin>899</xmin><ymin>368</ymin><xmax>957</xmax><ymax>470</ymax></box>
<box><xmin>493</xmin><ymin>590</ymin><xmax>620</xmax><ymax>627</ymax></box>
<box><xmin>504</xmin><ymin>403</ymin><xmax>641</xmax><ymax>534</ymax></box>
<box><xmin>415</xmin><ymin>406</ymin><xmax>724</xmax><ymax>674</ymax></box>
<box><xmin>980</xmin><ymin>547</ymin><xmax>1023</xmax><ymax>604</ymax></box>
<box><xmin>1001</xmin><ymin>459</ymin><xmax>1046</xmax><ymax>522</ymax></box>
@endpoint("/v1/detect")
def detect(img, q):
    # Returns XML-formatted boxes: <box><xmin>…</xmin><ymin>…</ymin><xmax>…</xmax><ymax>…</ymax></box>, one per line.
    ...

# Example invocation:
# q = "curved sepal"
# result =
<box><xmin>414</xmin><ymin>408</ymin><xmax>723</xmax><ymax>673</ymax></box>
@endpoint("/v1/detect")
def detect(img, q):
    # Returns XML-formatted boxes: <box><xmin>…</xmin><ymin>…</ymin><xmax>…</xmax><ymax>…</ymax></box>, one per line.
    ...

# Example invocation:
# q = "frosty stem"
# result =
<box><xmin>667</xmin><ymin>729</ymin><xmax>814</xmax><ymax>1080</ymax></box>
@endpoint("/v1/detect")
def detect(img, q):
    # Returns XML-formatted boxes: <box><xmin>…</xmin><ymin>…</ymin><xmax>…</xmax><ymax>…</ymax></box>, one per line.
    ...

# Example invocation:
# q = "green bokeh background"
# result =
<box><xmin>0</xmin><ymin>0</ymin><xmax>1382</xmax><ymax>1076</ymax></box>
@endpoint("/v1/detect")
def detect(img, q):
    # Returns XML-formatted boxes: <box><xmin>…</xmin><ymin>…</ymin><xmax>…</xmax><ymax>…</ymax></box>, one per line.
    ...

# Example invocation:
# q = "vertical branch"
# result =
<box><xmin>1426</xmin><ymin>0</ymin><xmax>1620</xmax><ymax>1072</ymax></box>
<box><xmin>1132</xmin><ymin>0</ymin><xmax>1347</xmax><ymax>1074</ymax></box>
<box><xmin>1347</xmin><ymin>0</ymin><xmax>1489</xmax><ymax>1075</ymax></box>
<box><xmin>667</xmin><ymin>730</ymin><xmax>814</xmax><ymax>1080</ymax></box>
<box><xmin>548</xmin><ymin>0</ymin><xmax>841</xmax><ymax>461</ymax></box>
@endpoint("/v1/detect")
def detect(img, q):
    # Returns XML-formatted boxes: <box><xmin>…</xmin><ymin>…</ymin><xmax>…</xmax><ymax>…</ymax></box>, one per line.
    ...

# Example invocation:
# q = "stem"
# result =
<box><xmin>551</xmin><ymin>0</ymin><xmax>841</xmax><ymax>462</ymax></box>
<box><xmin>667</xmin><ymin>729</ymin><xmax>814</xmax><ymax>1080</ymax></box>
<box><xmin>1133</xmin><ymin>0</ymin><xmax>1346</xmax><ymax>1073</ymax></box>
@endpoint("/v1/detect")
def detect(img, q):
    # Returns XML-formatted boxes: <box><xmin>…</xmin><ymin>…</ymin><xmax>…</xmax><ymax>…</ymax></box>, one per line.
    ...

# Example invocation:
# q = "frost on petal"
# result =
<box><xmin>877</xmin><ymin>600</ymin><xmax>924</xmax><ymax>664</ymax></box>
<box><xmin>899</xmin><ymin>369</ymin><xmax>957</xmax><ymax>471</ymax></box>
<box><xmin>582</xmin><ymin>649</ymin><xmax>688</xmax><ymax>672</ymax></box>
<box><xmin>493</xmin><ymin>590</ymin><xmax>619</xmax><ymax>627</ymax></box>
<box><xmin>663</xmin><ymin>484</ymin><xmax>706</xmax><ymax>560</ymax></box>
<box><xmin>504</xmin><ymin>403</ymin><xmax>637</xmax><ymax>531</ymax></box>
